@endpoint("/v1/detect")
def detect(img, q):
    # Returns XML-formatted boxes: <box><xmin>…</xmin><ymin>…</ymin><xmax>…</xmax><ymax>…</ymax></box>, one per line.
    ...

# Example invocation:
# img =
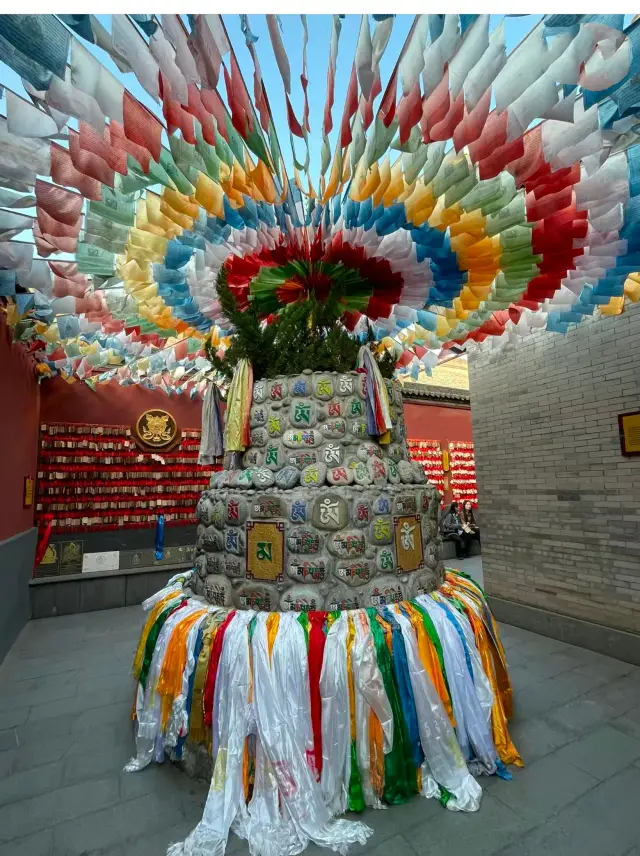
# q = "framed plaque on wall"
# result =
<box><xmin>618</xmin><ymin>410</ymin><xmax>640</xmax><ymax>456</ymax></box>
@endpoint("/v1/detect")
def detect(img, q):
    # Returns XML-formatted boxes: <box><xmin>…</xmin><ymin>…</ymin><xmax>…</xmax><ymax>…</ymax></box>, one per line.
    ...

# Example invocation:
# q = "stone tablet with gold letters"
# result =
<box><xmin>393</xmin><ymin>514</ymin><xmax>425</xmax><ymax>573</ymax></box>
<box><xmin>246</xmin><ymin>521</ymin><xmax>285</xmax><ymax>582</ymax></box>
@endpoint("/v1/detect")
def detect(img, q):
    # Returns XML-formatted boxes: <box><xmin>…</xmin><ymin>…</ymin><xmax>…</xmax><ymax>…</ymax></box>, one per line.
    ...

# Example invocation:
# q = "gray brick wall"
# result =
<box><xmin>469</xmin><ymin>301</ymin><xmax>640</xmax><ymax>634</ymax></box>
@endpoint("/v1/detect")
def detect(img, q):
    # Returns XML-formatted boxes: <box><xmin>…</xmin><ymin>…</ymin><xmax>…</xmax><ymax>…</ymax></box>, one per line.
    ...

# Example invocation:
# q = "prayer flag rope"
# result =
<box><xmin>2</xmin><ymin>14</ymin><xmax>640</xmax><ymax>389</ymax></box>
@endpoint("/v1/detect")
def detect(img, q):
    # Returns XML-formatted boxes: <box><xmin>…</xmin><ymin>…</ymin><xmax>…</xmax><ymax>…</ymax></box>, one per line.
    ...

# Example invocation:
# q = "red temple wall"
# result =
<box><xmin>0</xmin><ymin>317</ymin><xmax>40</xmax><ymax>542</ymax></box>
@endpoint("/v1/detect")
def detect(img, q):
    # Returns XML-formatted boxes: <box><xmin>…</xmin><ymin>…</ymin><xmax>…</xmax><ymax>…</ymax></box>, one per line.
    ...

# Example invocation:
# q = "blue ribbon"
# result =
<box><xmin>155</xmin><ymin>514</ymin><xmax>165</xmax><ymax>561</ymax></box>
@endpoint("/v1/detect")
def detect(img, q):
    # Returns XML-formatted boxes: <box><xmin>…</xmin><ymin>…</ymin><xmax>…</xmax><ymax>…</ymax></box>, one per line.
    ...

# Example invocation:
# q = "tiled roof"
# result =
<box><xmin>401</xmin><ymin>382</ymin><xmax>471</xmax><ymax>403</ymax></box>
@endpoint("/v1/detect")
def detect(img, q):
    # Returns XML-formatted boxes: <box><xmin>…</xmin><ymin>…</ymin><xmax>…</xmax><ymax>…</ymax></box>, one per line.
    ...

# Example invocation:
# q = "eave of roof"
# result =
<box><xmin>401</xmin><ymin>382</ymin><xmax>471</xmax><ymax>403</ymax></box>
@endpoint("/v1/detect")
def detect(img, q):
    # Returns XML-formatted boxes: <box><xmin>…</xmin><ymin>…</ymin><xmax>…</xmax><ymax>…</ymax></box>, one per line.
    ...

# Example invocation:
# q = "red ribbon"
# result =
<box><xmin>33</xmin><ymin>513</ymin><xmax>54</xmax><ymax>569</ymax></box>
<box><xmin>307</xmin><ymin>611</ymin><xmax>327</xmax><ymax>780</ymax></box>
<box><xmin>203</xmin><ymin>610</ymin><xmax>236</xmax><ymax>728</ymax></box>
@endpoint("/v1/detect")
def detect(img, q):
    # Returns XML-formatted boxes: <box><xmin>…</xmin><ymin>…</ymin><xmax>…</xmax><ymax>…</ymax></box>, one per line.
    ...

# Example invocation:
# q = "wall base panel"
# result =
<box><xmin>0</xmin><ymin>528</ymin><xmax>37</xmax><ymax>664</ymax></box>
<box><xmin>489</xmin><ymin>596</ymin><xmax>640</xmax><ymax>666</ymax></box>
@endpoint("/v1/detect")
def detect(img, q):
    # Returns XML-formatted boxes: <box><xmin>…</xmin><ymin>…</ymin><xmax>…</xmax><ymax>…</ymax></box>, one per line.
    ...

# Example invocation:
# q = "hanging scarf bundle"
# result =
<box><xmin>125</xmin><ymin>569</ymin><xmax>522</xmax><ymax>856</ymax></box>
<box><xmin>223</xmin><ymin>359</ymin><xmax>253</xmax><ymax>453</ymax></box>
<box><xmin>198</xmin><ymin>382</ymin><xmax>224</xmax><ymax>465</ymax></box>
<box><xmin>357</xmin><ymin>346</ymin><xmax>393</xmax><ymax>443</ymax></box>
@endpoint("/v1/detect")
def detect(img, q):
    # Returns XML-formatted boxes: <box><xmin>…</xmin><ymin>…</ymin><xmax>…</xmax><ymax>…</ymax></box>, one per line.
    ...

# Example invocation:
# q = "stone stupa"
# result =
<box><xmin>191</xmin><ymin>369</ymin><xmax>443</xmax><ymax>613</ymax></box>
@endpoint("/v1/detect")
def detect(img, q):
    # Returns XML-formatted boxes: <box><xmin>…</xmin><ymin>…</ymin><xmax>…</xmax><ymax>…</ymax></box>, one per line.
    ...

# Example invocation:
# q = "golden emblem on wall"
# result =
<box><xmin>134</xmin><ymin>410</ymin><xmax>180</xmax><ymax>450</ymax></box>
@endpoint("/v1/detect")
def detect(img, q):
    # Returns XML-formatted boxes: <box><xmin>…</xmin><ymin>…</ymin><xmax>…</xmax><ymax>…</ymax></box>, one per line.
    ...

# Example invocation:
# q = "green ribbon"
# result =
<box><xmin>139</xmin><ymin>599</ymin><xmax>184</xmax><ymax>690</ymax></box>
<box><xmin>366</xmin><ymin>609</ymin><xmax>418</xmax><ymax>805</ymax></box>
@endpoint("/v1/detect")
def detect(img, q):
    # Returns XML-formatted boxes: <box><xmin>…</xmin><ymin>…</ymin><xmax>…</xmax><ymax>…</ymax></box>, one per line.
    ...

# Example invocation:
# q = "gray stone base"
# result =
<box><xmin>0</xmin><ymin>527</ymin><xmax>37</xmax><ymax>664</ymax></box>
<box><xmin>488</xmin><ymin>595</ymin><xmax>640</xmax><ymax>666</ymax></box>
<box><xmin>441</xmin><ymin>539</ymin><xmax>481</xmax><ymax>560</ymax></box>
<box><xmin>29</xmin><ymin>563</ymin><xmax>191</xmax><ymax>619</ymax></box>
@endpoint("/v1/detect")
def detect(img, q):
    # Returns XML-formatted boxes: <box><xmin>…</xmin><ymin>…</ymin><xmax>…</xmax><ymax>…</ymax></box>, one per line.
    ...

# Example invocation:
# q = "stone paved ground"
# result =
<box><xmin>2</xmin><ymin>575</ymin><xmax>640</xmax><ymax>855</ymax></box>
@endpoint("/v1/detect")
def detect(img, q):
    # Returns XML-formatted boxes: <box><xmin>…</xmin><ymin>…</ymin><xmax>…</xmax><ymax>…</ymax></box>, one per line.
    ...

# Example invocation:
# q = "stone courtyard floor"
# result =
<box><xmin>2</xmin><ymin>571</ymin><xmax>640</xmax><ymax>856</ymax></box>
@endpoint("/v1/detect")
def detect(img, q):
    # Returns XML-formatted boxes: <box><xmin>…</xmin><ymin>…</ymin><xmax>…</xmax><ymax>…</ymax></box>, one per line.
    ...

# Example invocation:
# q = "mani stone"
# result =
<box><xmin>236</xmin><ymin>469</ymin><xmax>253</xmax><ymax>489</ymax></box>
<box><xmin>371</xmin><ymin>515</ymin><xmax>393</xmax><ymax>545</ymax></box>
<box><xmin>252</xmin><ymin>494</ymin><xmax>286</xmax><ymax>519</ymax></box>
<box><xmin>386</xmin><ymin>459</ymin><xmax>400</xmax><ymax>484</ymax></box>
<box><xmin>264</xmin><ymin>444</ymin><xmax>283</xmax><ymax>471</ymax></box>
<box><xmin>205</xmin><ymin>554</ymin><xmax>225</xmax><ymax>576</ymax></box>
<box><xmin>300</xmin><ymin>462</ymin><xmax>327</xmax><ymax>488</ymax></box>
<box><xmin>204</xmin><ymin>575</ymin><xmax>233</xmax><ymax>607</ymax></box>
<box><xmin>357</xmin><ymin>442</ymin><xmax>383</xmax><ymax>461</ymax></box>
<box><xmin>313</xmin><ymin>374</ymin><xmax>334</xmax><ymax>400</ymax></box>
<box><xmin>372</xmin><ymin>495</ymin><xmax>392</xmax><ymax>515</ymax></box>
<box><xmin>250</xmin><ymin>405</ymin><xmax>267</xmax><ymax>428</ymax></box>
<box><xmin>226</xmin><ymin>471</ymin><xmax>245</xmax><ymax>489</ymax></box>
<box><xmin>410</xmin><ymin>461</ymin><xmax>428</xmax><ymax>484</ymax></box>
<box><xmin>196</xmin><ymin>523</ymin><xmax>205</xmax><ymax>550</ymax></box>
<box><xmin>280</xmin><ymin>585</ymin><xmax>325</xmax><ymax>612</ymax></box>
<box><xmin>409</xmin><ymin>569</ymin><xmax>438</xmax><ymax>599</ymax></box>
<box><xmin>362</xmin><ymin>579</ymin><xmax>406</xmax><ymax>609</ymax></box>
<box><xmin>211</xmin><ymin>501</ymin><xmax>225</xmax><ymax>530</ymax></box>
<box><xmin>327</xmin><ymin>530</ymin><xmax>367</xmax><ymax>558</ymax></box>
<box><xmin>350</xmin><ymin>420</ymin><xmax>369</xmax><ymax>438</ymax></box>
<box><xmin>243</xmin><ymin>449</ymin><xmax>263</xmax><ymax>468</ymax></box>
<box><xmin>290</xmin><ymin>399</ymin><xmax>317</xmax><ymax>428</ymax></box>
<box><xmin>322</xmin><ymin>443</ymin><xmax>344</xmax><ymax>467</ymax></box>
<box><xmin>376</xmin><ymin>546</ymin><xmax>396</xmax><ymax>573</ymax></box>
<box><xmin>353</xmin><ymin>461</ymin><xmax>373</xmax><ymax>486</ymax></box>
<box><xmin>234</xmin><ymin>582</ymin><xmax>278</xmax><ymax>612</ymax></box>
<box><xmin>425</xmin><ymin>541</ymin><xmax>440</xmax><ymax>570</ymax></box>
<box><xmin>286</xmin><ymin>557</ymin><xmax>331</xmax><ymax>584</ymax></box>
<box><xmin>250</xmin><ymin>427</ymin><xmax>268</xmax><ymax>447</ymax></box>
<box><xmin>287</xmin><ymin>449</ymin><xmax>319</xmax><ymax>469</ymax></box>
<box><xmin>311</xmin><ymin>493</ymin><xmax>349</xmax><ymax>530</ymax></box>
<box><xmin>397</xmin><ymin>460</ymin><xmax>415</xmax><ymax>483</ymax></box>
<box><xmin>283</xmin><ymin>429</ymin><xmax>323</xmax><ymax>449</ymax></box>
<box><xmin>421</xmin><ymin>517</ymin><xmax>438</xmax><ymax>541</ymax></box>
<box><xmin>267</xmin><ymin>413</ymin><xmax>284</xmax><ymax>438</ymax></box>
<box><xmin>333</xmin><ymin>559</ymin><xmax>374</xmax><ymax>587</ymax></box>
<box><xmin>224</xmin><ymin>527</ymin><xmax>245</xmax><ymax>555</ymax></box>
<box><xmin>290</xmin><ymin>497</ymin><xmax>308</xmax><ymax>523</ymax></box>
<box><xmin>269</xmin><ymin>379</ymin><xmax>286</xmax><ymax>401</ymax></box>
<box><xmin>326</xmin><ymin>583</ymin><xmax>363</xmax><ymax>611</ymax></box>
<box><xmin>387</xmin><ymin>444</ymin><xmax>404</xmax><ymax>462</ymax></box>
<box><xmin>195</xmin><ymin>555</ymin><xmax>208</xmax><ymax>579</ymax></box>
<box><xmin>275</xmin><ymin>466</ymin><xmax>300</xmax><ymax>489</ymax></box>
<box><xmin>253</xmin><ymin>380</ymin><xmax>267</xmax><ymax>403</ymax></box>
<box><xmin>345</xmin><ymin>397</ymin><xmax>365</xmax><ymax>419</ymax></box>
<box><xmin>327</xmin><ymin>466</ymin><xmax>354</xmax><ymax>486</ymax></box>
<box><xmin>336</xmin><ymin>374</ymin><xmax>356</xmax><ymax>397</ymax></box>
<box><xmin>251</xmin><ymin>467</ymin><xmax>276</xmax><ymax>489</ymax></box>
<box><xmin>223</xmin><ymin>555</ymin><xmax>246</xmax><ymax>579</ymax></box>
<box><xmin>326</xmin><ymin>401</ymin><xmax>343</xmax><ymax>418</ymax></box>
<box><xmin>394</xmin><ymin>494</ymin><xmax>417</xmax><ymax>515</ymax></box>
<box><xmin>202</xmin><ymin>526</ymin><xmax>223</xmax><ymax>551</ymax></box>
<box><xmin>287</xmin><ymin>527</ymin><xmax>322</xmax><ymax>554</ymax></box>
<box><xmin>225</xmin><ymin>496</ymin><xmax>248</xmax><ymax>526</ymax></box>
<box><xmin>354</xmin><ymin>500</ymin><xmax>371</xmax><ymax>527</ymax></box>
<box><xmin>196</xmin><ymin>497</ymin><xmax>215</xmax><ymax>526</ymax></box>
<box><xmin>320</xmin><ymin>418</ymin><xmax>346</xmax><ymax>439</ymax></box>
<box><xmin>368</xmin><ymin>457</ymin><xmax>388</xmax><ymax>485</ymax></box>
<box><xmin>289</xmin><ymin>376</ymin><xmax>310</xmax><ymax>398</ymax></box>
